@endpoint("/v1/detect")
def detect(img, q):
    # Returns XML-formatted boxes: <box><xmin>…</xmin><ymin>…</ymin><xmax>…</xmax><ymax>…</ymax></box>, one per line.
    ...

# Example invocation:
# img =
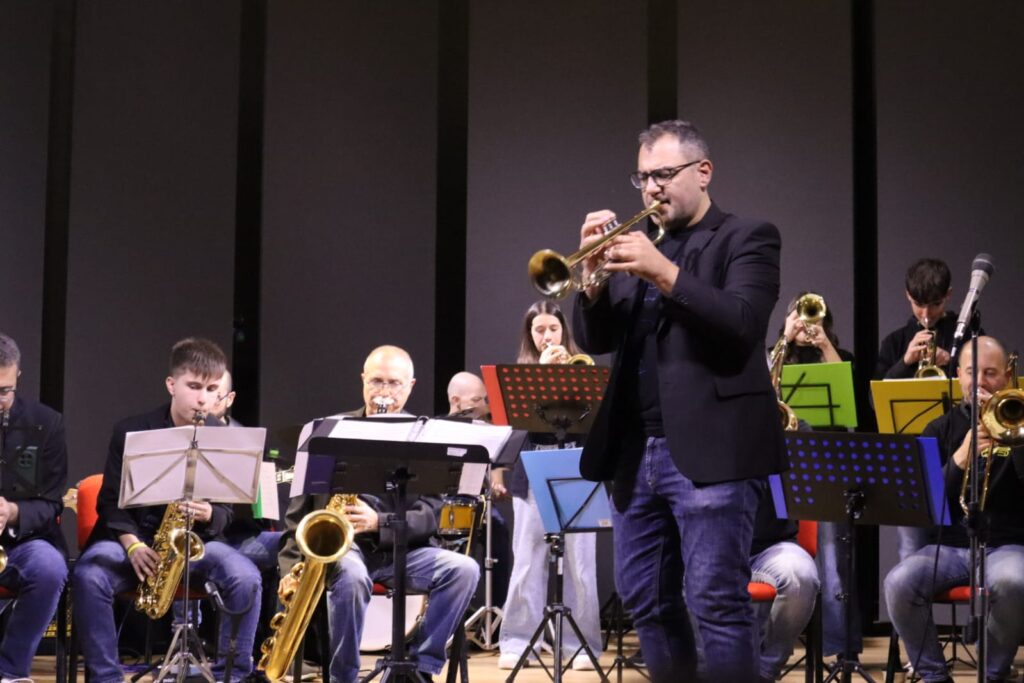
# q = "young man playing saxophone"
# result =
<box><xmin>72</xmin><ymin>338</ymin><xmax>262</xmax><ymax>683</ymax></box>
<box><xmin>275</xmin><ymin>345</ymin><xmax>479</xmax><ymax>683</ymax></box>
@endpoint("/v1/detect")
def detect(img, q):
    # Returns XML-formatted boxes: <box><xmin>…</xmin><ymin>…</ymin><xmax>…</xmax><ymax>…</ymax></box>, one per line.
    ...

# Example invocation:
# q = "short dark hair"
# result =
<box><xmin>905</xmin><ymin>258</ymin><xmax>951</xmax><ymax>303</ymax></box>
<box><xmin>516</xmin><ymin>300</ymin><xmax>581</xmax><ymax>363</ymax></box>
<box><xmin>638</xmin><ymin>119</ymin><xmax>710</xmax><ymax>159</ymax></box>
<box><xmin>0</xmin><ymin>333</ymin><xmax>21</xmax><ymax>368</ymax></box>
<box><xmin>168</xmin><ymin>337</ymin><xmax>227</xmax><ymax>379</ymax></box>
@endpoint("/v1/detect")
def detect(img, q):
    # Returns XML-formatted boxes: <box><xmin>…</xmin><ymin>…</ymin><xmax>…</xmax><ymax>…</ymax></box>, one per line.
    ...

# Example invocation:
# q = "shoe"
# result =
<box><xmin>279</xmin><ymin>660</ymin><xmax>320</xmax><ymax>682</ymax></box>
<box><xmin>498</xmin><ymin>653</ymin><xmax>528</xmax><ymax>670</ymax></box>
<box><xmin>571</xmin><ymin>656</ymin><xmax>597</xmax><ymax>671</ymax></box>
<box><xmin>1</xmin><ymin>678</ymin><xmax>34</xmax><ymax>683</ymax></box>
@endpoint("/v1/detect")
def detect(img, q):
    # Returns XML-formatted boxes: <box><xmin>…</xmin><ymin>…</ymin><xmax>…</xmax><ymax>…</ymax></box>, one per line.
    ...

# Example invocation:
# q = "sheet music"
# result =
<box><xmin>256</xmin><ymin>461</ymin><xmax>280</xmax><ymax>520</ymax></box>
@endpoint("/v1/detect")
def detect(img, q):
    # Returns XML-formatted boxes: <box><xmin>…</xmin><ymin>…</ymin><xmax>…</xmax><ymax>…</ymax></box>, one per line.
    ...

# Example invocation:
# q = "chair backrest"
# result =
<box><xmin>76</xmin><ymin>474</ymin><xmax>104</xmax><ymax>551</ymax></box>
<box><xmin>796</xmin><ymin>519</ymin><xmax>817</xmax><ymax>558</ymax></box>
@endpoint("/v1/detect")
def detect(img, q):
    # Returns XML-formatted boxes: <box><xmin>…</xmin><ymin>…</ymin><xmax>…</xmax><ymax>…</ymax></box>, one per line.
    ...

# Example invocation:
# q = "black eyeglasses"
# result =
<box><xmin>629</xmin><ymin>160</ymin><xmax>702</xmax><ymax>189</ymax></box>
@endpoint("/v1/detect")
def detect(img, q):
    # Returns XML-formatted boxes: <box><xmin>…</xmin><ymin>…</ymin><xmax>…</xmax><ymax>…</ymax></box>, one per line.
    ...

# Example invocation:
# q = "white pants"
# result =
<box><xmin>499</xmin><ymin>489</ymin><xmax>603</xmax><ymax>657</ymax></box>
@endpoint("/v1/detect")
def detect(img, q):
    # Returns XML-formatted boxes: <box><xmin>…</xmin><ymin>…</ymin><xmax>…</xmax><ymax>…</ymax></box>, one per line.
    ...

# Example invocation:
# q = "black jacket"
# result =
<box><xmin>0</xmin><ymin>395</ymin><xmax>68</xmax><ymax>555</ymax></box>
<box><xmin>874</xmin><ymin>311</ymin><xmax>967</xmax><ymax>380</ymax></box>
<box><xmin>574</xmin><ymin>202</ymin><xmax>787</xmax><ymax>493</ymax></box>
<box><xmin>87</xmin><ymin>404</ymin><xmax>232</xmax><ymax>547</ymax></box>
<box><xmin>923</xmin><ymin>403</ymin><xmax>1024</xmax><ymax>548</ymax></box>
<box><xmin>278</xmin><ymin>408</ymin><xmax>443</xmax><ymax>577</ymax></box>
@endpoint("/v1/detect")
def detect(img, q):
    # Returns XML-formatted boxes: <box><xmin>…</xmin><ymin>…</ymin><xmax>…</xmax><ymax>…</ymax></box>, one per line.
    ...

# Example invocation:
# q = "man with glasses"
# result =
<box><xmin>572</xmin><ymin>120</ymin><xmax>787</xmax><ymax>683</ymax></box>
<box><xmin>277</xmin><ymin>345</ymin><xmax>479</xmax><ymax>683</ymax></box>
<box><xmin>0</xmin><ymin>332</ymin><xmax>69</xmax><ymax>683</ymax></box>
<box><xmin>875</xmin><ymin>257</ymin><xmax>960</xmax><ymax>380</ymax></box>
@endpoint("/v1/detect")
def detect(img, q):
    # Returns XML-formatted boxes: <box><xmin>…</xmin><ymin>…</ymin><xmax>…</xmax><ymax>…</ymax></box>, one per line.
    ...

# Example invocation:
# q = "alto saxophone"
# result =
<box><xmin>134</xmin><ymin>501</ymin><xmax>206</xmax><ymax>619</ymax></box>
<box><xmin>258</xmin><ymin>494</ymin><xmax>357</xmax><ymax>680</ymax></box>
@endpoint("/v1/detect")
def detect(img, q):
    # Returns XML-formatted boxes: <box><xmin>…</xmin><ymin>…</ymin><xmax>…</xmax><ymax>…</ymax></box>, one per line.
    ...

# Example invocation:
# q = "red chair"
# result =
<box><xmin>884</xmin><ymin>585</ymin><xmax>976</xmax><ymax>683</ymax></box>
<box><xmin>748</xmin><ymin>519</ymin><xmax>821</xmax><ymax>683</ymax></box>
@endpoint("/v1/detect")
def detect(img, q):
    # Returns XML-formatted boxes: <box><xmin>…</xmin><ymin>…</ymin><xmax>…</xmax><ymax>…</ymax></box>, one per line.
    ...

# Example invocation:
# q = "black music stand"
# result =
<box><xmin>769</xmin><ymin>433</ymin><xmax>950</xmax><ymax>683</ymax></box>
<box><xmin>306</xmin><ymin>430</ymin><xmax>490</xmax><ymax>683</ymax></box>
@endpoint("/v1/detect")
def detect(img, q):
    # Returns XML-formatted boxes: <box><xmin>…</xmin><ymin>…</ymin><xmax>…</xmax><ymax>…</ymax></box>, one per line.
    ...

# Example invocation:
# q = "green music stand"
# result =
<box><xmin>779</xmin><ymin>361</ymin><xmax>858</xmax><ymax>429</ymax></box>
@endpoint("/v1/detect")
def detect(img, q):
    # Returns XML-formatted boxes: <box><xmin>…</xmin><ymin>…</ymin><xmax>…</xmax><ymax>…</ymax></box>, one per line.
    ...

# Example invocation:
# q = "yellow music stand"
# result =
<box><xmin>870</xmin><ymin>379</ymin><xmax>962</xmax><ymax>435</ymax></box>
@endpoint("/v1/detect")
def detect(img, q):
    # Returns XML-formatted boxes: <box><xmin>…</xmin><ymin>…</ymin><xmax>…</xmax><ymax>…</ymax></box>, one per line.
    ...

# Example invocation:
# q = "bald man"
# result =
<box><xmin>277</xmin><ymin>346</ymin><xmax>479</xmax><ymax>683</ymax></box>
<box><xmin>884</xmin><ymin>336</ymin><xmax>1024</xmax><ymax>683</ymax></box>
<box><xmin>447</xmin><ymin>371</ymin><xmax>489</xmax><ymax>420</ymax></box>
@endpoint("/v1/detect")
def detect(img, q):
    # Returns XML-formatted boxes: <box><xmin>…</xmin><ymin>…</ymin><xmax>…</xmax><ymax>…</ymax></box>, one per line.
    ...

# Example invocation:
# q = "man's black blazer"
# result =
<box><xmin>574</xmin><ymin>202</ymin><xmax>788</xmax><ymax>486</ymax></box>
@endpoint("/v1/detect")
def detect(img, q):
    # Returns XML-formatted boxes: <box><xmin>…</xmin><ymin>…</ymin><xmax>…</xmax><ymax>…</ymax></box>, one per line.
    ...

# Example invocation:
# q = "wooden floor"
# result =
<box><xmin>26</xmin><ymin>637</ymin><xmax>1024</xmax><ymax>682</ymax></box>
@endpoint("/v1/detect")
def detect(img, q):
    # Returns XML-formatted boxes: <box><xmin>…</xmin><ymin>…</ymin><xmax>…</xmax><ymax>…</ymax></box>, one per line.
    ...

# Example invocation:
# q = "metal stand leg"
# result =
<box><xmin>462</xmin><ymin>495</ymin><xmax>503</xmax><ymax>650</ymax></box>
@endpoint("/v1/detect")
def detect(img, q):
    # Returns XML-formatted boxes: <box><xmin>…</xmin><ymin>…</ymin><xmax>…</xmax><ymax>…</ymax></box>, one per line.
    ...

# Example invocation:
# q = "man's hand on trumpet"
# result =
<box><xmin>602</xmin><ymin>231</ymin><xmax>679</xmax><ymax>294</ymax></box>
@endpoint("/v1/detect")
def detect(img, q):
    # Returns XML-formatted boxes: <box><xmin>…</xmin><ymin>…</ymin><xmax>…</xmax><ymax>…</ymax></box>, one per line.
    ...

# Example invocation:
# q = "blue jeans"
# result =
<box><xmin>895</xmin><ymin>525</ymin><xmax>931</xmax><ymax>561</ymax></box>
<box><xmin>817</xmin><ymin>521</ymin><xmax>863</xmax><ymax>657</ymax></box>
<box><xmin>0</xmin><ymin>539</ymin><xmax>68</xmax><ymax>678</ymax></box>
<box><xmin>884</xmin><ymin>543</ymin><xmax>1024</xmax><ymax>682</ymax></box>
<box><xmin>72</xmin><ymin>539</ymin><xmax>262</xmax><ymax>683</ymax></box>
<box><xmin>611</xmin><ymin>437</ymin><xmax>764</xmax><ymax>683</ymax></box>
<box><xmin>326</xmin><ymin>544</ymin><xmax>479</xmax><ymax>683</ymax></box>
<box><xmin>750</xmin><ymin>541</ymin><xmax>819</xmax><ymax>679</ymax></box>
<box><xmin>234</xmin><ymin>530</ymin><xmax>283</xmax><ymax>573</ymax></box>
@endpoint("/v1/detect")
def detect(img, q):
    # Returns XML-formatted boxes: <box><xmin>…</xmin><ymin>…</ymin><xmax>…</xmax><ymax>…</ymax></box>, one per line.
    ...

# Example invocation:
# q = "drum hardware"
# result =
<box><xmin>461</xmin><ymin>476</ymin><xmax>504</xmax><ymax>651</ymax></box>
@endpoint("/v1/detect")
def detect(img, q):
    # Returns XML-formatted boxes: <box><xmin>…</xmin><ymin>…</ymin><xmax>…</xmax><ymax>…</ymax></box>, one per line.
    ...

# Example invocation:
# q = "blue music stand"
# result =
<box><xmin>506</xmin><ymin>448</ymin><xmax>610</xmax><ymax>683</ymax></box>
<box><xmin>769</xmin><ymin>433</ymin><xmax>950</xmax><ymax>683</ymax></box>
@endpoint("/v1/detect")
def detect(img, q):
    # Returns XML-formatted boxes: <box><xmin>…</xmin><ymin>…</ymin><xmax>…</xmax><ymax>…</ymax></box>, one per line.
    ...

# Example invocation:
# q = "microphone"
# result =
<box><xmin>950</xmin><ymin>253</ymin><xmax>995</xmax><ymax>355</ymax></box>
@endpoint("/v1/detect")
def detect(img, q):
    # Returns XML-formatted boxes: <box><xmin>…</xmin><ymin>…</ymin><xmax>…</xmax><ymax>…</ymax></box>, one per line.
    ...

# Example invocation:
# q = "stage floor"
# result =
<box><xmin>29</xmin><ymin>636</ymin><xmax>1022</xmax><ymax>682</ymax></box>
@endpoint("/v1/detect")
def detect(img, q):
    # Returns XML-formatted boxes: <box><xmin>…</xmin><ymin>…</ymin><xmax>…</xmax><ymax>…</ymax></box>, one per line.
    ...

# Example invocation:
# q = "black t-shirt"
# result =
<box><xmin>631</xmin><ymin>216</ymin><xmax>712</xmax><ymax>437</ymax></box>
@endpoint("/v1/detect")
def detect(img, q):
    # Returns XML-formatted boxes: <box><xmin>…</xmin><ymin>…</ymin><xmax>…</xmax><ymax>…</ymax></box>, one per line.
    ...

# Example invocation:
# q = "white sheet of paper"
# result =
<box><xmin>257</xmin><ymin>461</ymin><xmax>280</xmax><ymax>520</ymax></box>
<box><xmin>120</xmin><ymin>425</ymin><xmax>266</xmax><ymax>508</ymax></box>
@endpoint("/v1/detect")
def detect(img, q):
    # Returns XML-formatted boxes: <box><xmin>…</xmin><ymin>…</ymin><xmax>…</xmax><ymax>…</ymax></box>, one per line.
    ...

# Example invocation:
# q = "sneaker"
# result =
<box><xmin>1</xmin><ymin>678</ymin><xmax>34</xmax><ymax>683</ymax></box>
<box><xmin>498</xmin><ymin>654</ymin><xmax>528</xmax><ymax>670</ymax></box>
<box><xmin>571</xmin><ymin>656</ymin><xmax>597</xmax><ymax>671</ymax></box>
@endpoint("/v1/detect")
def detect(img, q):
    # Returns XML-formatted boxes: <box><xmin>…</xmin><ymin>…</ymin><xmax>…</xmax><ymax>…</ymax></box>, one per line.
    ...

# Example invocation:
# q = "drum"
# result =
<box><xmin>438</xmin><ymin>495</ymin><xmax>480</xmax><ymax>538</ymax></box>
<box><xmin>359</xmin><ymin>592</ymin><xmax>429</xmax><ymax>652</ymax></box>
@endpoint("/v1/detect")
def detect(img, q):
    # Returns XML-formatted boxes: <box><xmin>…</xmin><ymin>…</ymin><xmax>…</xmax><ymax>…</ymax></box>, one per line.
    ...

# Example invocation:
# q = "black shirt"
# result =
<box><xmin>875</xmin><ymin>311</ymin><xmax>965</xmax><ymax>380</ymax></box>
<box><xmin>922</xmin><ymin>403</ymin><xmax>1024</xmax><ymax>548</ymax></box>
<box><xmin>632</xmin><ymin>216</ymin><xmax>712</xmax><ymax>437</ymax></box>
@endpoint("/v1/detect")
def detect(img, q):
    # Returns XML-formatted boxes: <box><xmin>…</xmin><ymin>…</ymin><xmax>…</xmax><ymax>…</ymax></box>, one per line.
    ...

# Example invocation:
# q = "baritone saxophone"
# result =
<box><xmin>258</xmin><ymin>494</ymin><xmax>357</xmax><ymax>680</ymax></box>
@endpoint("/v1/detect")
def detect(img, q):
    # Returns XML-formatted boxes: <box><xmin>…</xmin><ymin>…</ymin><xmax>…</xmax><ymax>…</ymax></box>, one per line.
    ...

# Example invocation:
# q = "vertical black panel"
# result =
<box><xmin>647</xmin><ymin>0</ymin><xmax>677</xmax><ymax>123</ymax></box>
<box><xmin>434</xmin><ymin>0</ymin><xmax>470</xmax><ymax>415</ymax></box>
<box><xmin>232</xmin><ymin>0</ymin><xmax>267</xmax><ymax>426</ymax></box>
<box><xmin>64</xmin><ymin>2</ymin><xmax>241</xmax><ymax>486</ymax></box>
<box><xmin>261</xmin><ymin>2</ymin><xmax>439</xmax><ymax>426</ymax></box>
<box><xmin>875</xmin><ymin>1</ymin><xmax>1024</xmax><ymax>354</ymax></box>
<box><xmin>40</xmin><ymin>0</ymin><xmax>76</xmax><ymax>411</ymax></box>
<box><xmin>678</xmin><ymin>1</ymin><xmax>855</xmax><ymax>354</ymax></box>
<box><xmin>465</xmin><ymin>0</ymin><xmax>647</xmax><ymax>379</ymax></box>
<box><xmin>0</xmin><ymin>0</ymin><xmax>55</xmax><ymax>396</ymax></box>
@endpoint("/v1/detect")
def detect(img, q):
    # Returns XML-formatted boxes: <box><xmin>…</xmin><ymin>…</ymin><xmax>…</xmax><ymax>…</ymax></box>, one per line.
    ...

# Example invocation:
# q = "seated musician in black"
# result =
<box><xmin>71</xmin><ymin>337</ymin><xmax>262</xmax><ymax>683</ymax></box>
<box><xmin>0</xmin><ymin>332</ymin><xmax>68</xmax><ymax>682</ymax></box>
<box><xmin>277</xmin><ymin>345</ymin><xmax>479</xmax><ymax>683</ymax></box>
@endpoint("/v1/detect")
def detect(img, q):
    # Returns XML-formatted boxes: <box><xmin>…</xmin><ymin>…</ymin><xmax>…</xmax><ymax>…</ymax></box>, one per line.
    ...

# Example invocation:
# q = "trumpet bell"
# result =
<box><xmin>527</xmin><ymin>249</ymin><xmax>573</xmax><ymax>299</ymax></box>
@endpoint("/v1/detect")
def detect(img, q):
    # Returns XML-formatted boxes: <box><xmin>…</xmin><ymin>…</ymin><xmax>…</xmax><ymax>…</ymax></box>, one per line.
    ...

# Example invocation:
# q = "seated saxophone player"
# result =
<box><xmin>0</xmin><ymin>332</ymin><xmax>69</xmax><ymax>682</ymax></box>
<box><xmin>276</xmin><ymin>345</ymin><xmax>480</xmax><ymax>683</ymax></box>
<box><xmin>71</xmin><ymin>338</ymin><xmax>263</xmax><ymax>683</ymax></box>
<box><xmin>884</xmin><ymin>336</ymin><xmax>1024</xmax><ymax>683</ymax></box>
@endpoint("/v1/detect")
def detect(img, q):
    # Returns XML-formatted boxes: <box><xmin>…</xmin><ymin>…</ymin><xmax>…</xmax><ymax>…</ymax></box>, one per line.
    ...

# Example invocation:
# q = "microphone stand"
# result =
<box><xmin>205</xmin><ymin>581</ymin><xmax>259</xmax><ymax>683</ymax></box>
<box><xmin>960</xmin><ymin>312</ymin><xmax>989</xmax><ymax>683</ymax></box>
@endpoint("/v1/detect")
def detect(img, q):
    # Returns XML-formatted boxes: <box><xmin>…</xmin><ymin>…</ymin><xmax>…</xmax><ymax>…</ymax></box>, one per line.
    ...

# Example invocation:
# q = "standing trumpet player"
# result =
<box><xmin>572</xmin><ymin>120</ymin><xmax>787</xmax><ymax>683</ymax></box>
<box><xmin>72</xmin><ymin>338</ymin><xmax>262</xmax><ymax>683</ymax></box>
<box><xmin>275</xmin><ymin>345</ymin><xmax>479</xmax><ymax>683</ymax></box>
<box><xmin>0</xmin><ymin>333</ymin><xmax>68</xmax><ymax>683</ymax></box>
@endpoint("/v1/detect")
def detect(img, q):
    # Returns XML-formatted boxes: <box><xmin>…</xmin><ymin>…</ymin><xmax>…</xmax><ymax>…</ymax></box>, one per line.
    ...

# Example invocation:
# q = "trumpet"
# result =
<box><xmin>528</xmin><ymin>202</ymin><xmax>663</xmax><ymax>299</ymax></box>
<box><xmin>959</xmin><ymin>352</ymin><xmax>1024</xmax><ymax>513</ymax></box>
<box><xmin>915</xmin><ymin>317</ymin><xmax>946</xmax><ymax>379</ymax></box>
<box><xmin>768</xmin><ymin>293</ymin><xmax>827</xmax><ymax>430</ymax></box>
<box><xmin>540</xmin><ymin>342</ymin><xmax>594</xmax><ymax>366</ymax></box>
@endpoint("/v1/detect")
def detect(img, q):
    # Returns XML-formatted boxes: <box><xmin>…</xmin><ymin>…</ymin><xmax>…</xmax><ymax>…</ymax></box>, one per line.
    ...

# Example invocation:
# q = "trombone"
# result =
<box><xmin>960</xmin><ymin>351</ymin><xmax>1024</xmax><ymax>513</ymax></box>
<box><xmin>528</xmin><ymin>202</ymin><xmax>663</xmax><ymax>299</ymax></box>
<box><xmin>768</xmin><ymin>293</ymin><xmax>827</xmax><ymax>431</ymax></box>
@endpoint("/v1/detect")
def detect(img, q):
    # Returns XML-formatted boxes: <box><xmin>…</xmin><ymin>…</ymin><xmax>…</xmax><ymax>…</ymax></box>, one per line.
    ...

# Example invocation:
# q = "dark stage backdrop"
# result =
<box><xmin>2</xmin><ymin>1</ymin><xmax>1023</xmax><ymax>624</ymax></box>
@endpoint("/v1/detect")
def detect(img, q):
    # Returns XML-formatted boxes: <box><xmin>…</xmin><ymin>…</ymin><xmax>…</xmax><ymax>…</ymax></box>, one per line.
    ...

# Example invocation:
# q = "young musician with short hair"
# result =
<box><xmin>72</xmin><ymin>338</ymin><xmax>262</xmax><ymax>683</ymax></box>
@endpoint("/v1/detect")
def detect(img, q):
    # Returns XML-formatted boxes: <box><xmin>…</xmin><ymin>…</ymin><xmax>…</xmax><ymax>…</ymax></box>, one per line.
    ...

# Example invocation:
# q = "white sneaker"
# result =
<box><xmin>498</xmin><ymin>653</ymin><xmax>529</xmax><ymax>670</ymax></box>
<box><xmin>1</xmin><ymin>678</ymin><xmax>34</xmax><ymax>683</ymax></box>
<box><xmin>571</xmin><ymin>656</ymin><xmax>597</xmax><ymax>671</ymax></box>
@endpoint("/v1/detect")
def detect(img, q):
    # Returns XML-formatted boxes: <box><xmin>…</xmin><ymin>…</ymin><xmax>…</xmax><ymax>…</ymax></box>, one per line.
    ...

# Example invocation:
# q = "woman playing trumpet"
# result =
<box><xmin>495</xmin><ymin>300</ymin><xmax>602</xmax><ymax>671</ymax></box>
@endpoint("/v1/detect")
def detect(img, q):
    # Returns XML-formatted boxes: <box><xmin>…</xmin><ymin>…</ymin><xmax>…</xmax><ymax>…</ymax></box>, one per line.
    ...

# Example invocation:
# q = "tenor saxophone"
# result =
<box><xmin>134</xmin><ymin>501</ymin><xmax>206</xmax><ymax>619</ymax></box>
<box><xmin>258</xmin><ymin>494</ymin><xmax>357</xmax><ymax>680</ymax></box>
